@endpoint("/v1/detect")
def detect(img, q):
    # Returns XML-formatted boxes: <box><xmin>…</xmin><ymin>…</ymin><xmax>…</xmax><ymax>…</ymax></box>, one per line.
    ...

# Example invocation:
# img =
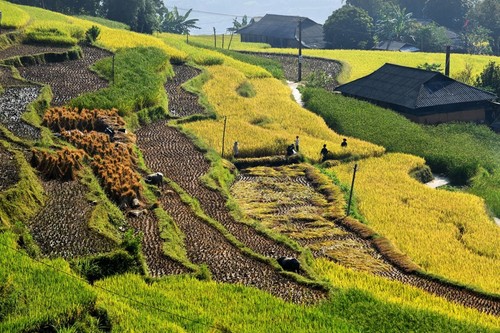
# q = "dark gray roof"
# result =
<box><xmin>237</xmin><ymin>14</ymin><xmax>325</xmax><ymax>48</ymax></box>
<box><xmin>335</xmin><ymin>63</ymin><xmax>496</xmax><ymax>110</ymax></box>
<box><xmin>373</xmin><ymin>41</ymin><xmax>419</xmax><ymax>52</ymax></box>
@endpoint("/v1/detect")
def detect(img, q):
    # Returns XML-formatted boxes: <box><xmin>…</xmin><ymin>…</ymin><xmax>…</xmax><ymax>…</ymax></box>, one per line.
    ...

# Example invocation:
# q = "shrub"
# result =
<box><xmin>85</xmin><ymin>25</ymin><xmax>100</xmax><ymax>44</ymax></box>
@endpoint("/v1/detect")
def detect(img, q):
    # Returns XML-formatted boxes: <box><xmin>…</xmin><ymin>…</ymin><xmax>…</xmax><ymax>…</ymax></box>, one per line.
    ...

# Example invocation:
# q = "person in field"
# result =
<box><xmin>233</xmin><ymin>141</ymin><xmax>239</xmax><ymax>157</ymax></box>
<box><xmin>341</xmin><ymin>138</ymin><xmax>347</xmax><ymax>148</ymax></box>
<box><xmin>320</xmin><ymin>144</ymin><xmax>328</xmax><ymax>162</ymax></box>
<box><xmin>295</xmin><ymin>136</ymin><xmax>300</xmax><ymax>152</ymax></box>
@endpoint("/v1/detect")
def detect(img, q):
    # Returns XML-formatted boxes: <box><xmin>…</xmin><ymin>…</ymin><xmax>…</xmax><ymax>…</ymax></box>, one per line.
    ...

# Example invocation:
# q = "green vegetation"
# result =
<box><xmin>94</xmin><ymin>273</ymin><xmax>499</xmax><ymax>332</ymax></box>
<box><xmin>0</xmin><ymin>232</ymin><xmax>99</xmax><ymax>331</ymax></box>
<box><xmin>0</xmin><ymin>141</ymin><xmax>45</xmax><ymax>228</ymax></box>
<box><xmin>70</xmin><ymin>46</ymin><xmax>173</xmax><ymax>123</ymax></box>
<box><xmin>302</xmin><ymin>87</ymin><xmax>500</xmax><ymax>216</ymax></box>
<box><xmin>2</xmin><ymin>3</ymin><xmax>499</xmax><ymax>331</ymax></box>
<box><xmin>0</xmin><ymin>1</ymin><xmax>30</xmax><ymax>29</ymax></box>
<box><xmin>190</xmin><ymin>41</ymin><xmax>285</xmax><ymax>79</ymax></box>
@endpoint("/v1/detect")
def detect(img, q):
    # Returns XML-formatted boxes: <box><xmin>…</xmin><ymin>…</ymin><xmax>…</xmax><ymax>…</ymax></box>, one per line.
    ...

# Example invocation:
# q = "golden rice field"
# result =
<box><xmin>17</xmin><ymin>5</ymin><xmax>188</xmax><ymax>62</ymax></box>
<box><xmin>182</xmin><ymin>65</ymin><xmax>384</xmax><ymax>160</ymax></box>
<box><xmin>314</xmin><ymin>259</ymin><xmax>500</xmax><ymax>330</ymax></box>
<box><xmin>0</xmin><ymin>1</ymin><xmax>30</xmax><ymax>28</ymax></box>
<box><xmin>191</xmin><ymin>33</ymin><xmax>500</xmax><ymax>83</ymax></box>
<box><xmin>331</xmin><ymin>153</ymin><xmax>500</xmax><ymax>294</ymax></box>
<box><xmin>159</xmin><ymin>33</ymin><xmax>271</xmax><ymax>78</ymax></box>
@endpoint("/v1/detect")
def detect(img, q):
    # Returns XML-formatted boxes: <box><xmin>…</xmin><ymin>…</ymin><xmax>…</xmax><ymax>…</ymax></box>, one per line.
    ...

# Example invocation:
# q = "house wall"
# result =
<box><xmin>402</xmin><ymin>108</ymin><xmax>487</xmax><ymax>124</ymax></box>
<box><xmin>240</xmin><ymin>34</ymin><xmax>298</xmax><ymax>48</ymax></box>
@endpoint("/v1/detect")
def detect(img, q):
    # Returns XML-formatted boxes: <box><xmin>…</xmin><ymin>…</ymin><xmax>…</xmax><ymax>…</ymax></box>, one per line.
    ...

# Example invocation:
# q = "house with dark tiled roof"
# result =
<box><xmin>335</xmin><ymin>63</ymin><xmax>498</xmax><ymax>124</ymax></box>
<box><xmin>237</xmin><ymin>14</ymin><xmax>326</xmax><ymax>49</ymax></box>
<box><xmin>373</xmin><ymin>40</ymin><xmax>420</xmax><ymax>52</ymax></box>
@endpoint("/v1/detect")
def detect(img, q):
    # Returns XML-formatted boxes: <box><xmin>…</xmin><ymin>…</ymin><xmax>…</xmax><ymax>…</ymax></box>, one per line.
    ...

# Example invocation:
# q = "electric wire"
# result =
<box><xmin>0</xmin><ymin>239</ymin><xmax>227</xmax><ymax>332</ymax></box>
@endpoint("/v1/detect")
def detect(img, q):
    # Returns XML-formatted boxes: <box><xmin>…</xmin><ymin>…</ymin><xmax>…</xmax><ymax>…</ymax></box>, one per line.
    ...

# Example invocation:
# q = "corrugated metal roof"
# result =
<box><xmin>335</xmin><ymin>63</ymin><xmax>496</xmax><ymax>110</ymax></box>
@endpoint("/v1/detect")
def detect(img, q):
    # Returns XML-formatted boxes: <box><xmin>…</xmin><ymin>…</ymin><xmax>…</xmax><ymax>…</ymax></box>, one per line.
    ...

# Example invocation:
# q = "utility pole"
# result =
<box><xmin>112</xmin><ymin>54</ymin><xmax>115</xmax><ymax>85</ymax></box>
<box><xmin>228</xmin><ymin>32</ymin><xmax>234</xmax><ymax>50</ymax></box>
<box><xmin>346</xmin><ymin>163</ymin><xmax>358</xmax><ymax>216</ymax></box>
<box><xmin>221</xmin><ymin>116</ymin><xmax>227</xmax><ymax>158</ymax></box>
<box><xmin>298</xmin><ymin>18</ymin><xmax>303</xmax><ymax>82</ymax></box>
<box><xmin>213</xmin><ymin>27</ymin><xmax>217</xmax><ymax>48</ymax></box>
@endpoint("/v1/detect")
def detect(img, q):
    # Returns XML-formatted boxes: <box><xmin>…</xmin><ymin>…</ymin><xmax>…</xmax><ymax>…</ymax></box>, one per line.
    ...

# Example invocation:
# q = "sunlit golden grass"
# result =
<box><xmin>159</xmin><ymin>33</ymin><xmax>271</xmax><ymax>78</ymax></box>
<box><xmin>0</xmin><ymin>1</ymin><xmax>30</xmax><ymax>28</ymax></box>
<box><xmin>182</xmin><ymin>65</ymin><xmax>384</xmax><ymax>160</ymax></box>
<box><xmin>19</xmin><ymin>5</ymin><xmax>187</xmax><ymax>62</ymax></box>
<box><xmin>314</xmin><ymin>258</ymin><xmax>500</xmax><ymax>330</ymax></box>
<box><xmin>331</xmin><ymin>153</ymin><xmax>500</xmax><ymax>294</ymax></box>
<box><xmin>188</xmin><ymin>33</ymin><xmax>272</xmax><ymax>50</ymax></box>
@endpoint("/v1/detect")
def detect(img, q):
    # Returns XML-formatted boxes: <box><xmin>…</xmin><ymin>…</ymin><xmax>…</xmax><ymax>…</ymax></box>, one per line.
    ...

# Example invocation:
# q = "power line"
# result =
<box><xmin>165</xmin><ymin>5</ymin><xmax>246</xmax><ymax>18</ymax></box>
<box><xmin>0</xmin><ymin>240</ymin><xmax>226</xmax><ymax>332</ymax></box>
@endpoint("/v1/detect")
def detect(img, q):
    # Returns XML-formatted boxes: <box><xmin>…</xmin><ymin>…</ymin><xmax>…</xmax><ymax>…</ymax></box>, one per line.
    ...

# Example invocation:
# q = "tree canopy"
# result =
<box><xmin>324</xmin><ymin>5</ymin><xmax>374</xmax><ymax>49</ymax></box>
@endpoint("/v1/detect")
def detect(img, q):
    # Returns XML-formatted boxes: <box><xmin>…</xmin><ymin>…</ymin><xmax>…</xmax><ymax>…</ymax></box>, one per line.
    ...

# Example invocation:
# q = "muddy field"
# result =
<box><xmin>28</xmin><ymin>179</ymin><xmax>116</xmax><ymax>259</ymax></box>
<box><xmin>18</xmin><ymin>46</ymin><xmax>111</xmax><ymax>106</ymax></box>
<box><xmin>0</xmin><ymin>145</ymin><xmax>19</xmax><ymax>192</ymax></box>
<box><xmin>0</xmin><ymin>44</ymin><xmax>70</xmax><ymax>60</ymax></box>
<box><xmin>0</xmin><ymin>86</ymin><xmax>41</xmax><ymax>140</ymax></box>
<box><xmin>166</xmin><ymin>65</ymin><xmax>206</xmax><ymax>117</ymax></box>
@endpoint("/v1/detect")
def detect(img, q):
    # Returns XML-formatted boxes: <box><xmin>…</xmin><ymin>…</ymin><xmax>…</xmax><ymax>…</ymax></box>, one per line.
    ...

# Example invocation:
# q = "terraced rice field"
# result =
<box><xmin>0</xmin><ymin>40</ymin><xmax>498</xmax><ymax>316</ymax></box>
<box><xmin>0</xmin><ymin>86</ymin><xmax>40</xmax><ymax>140</ymax></box>
<box><xmin>28</xmin><ymin>179</ymin><xmax>116</xmax><ymax>258</ymax></box>
<box><xmin>0</xmin><ymin>44</ymin><xmax>69</xmax><ymax>60</ymax></box>
<box><xmin>18</xmin><ymin>46</ymin><xmax>111</xmax><ymax>105</ymax></box>
<box><xmin>0</xmin><ymin>145</ymin><xmax>19</xmax><ymax>191</ymax></box>
<box><xmin>231</xmin><ymin>167</ymin><xmax>500</xmax><ymax>315</ymax></box>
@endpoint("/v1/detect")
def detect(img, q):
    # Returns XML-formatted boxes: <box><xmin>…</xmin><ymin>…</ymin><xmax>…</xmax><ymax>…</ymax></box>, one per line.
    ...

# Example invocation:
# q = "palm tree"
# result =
<box><xmin>376</xmin><ymin>4</ymin><xmax>415</xmax><ymax>41</ymax></box>
<box><xmin>160</xmin><ymin>7</ymin><xmax>200</xmax><ymax>35</ymax></box>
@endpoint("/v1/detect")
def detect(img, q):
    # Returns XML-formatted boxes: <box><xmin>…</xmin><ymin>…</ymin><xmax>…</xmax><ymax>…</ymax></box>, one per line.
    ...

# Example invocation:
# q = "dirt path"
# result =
<box><xmin>29</xmin><ymin>180</ymin><xmax>116</xmax><ymax>259</ymax></box>
<box><xmin>18</xmin><ymin>46</ymin><xmax>111</xmax><ymax>106</ymax></box>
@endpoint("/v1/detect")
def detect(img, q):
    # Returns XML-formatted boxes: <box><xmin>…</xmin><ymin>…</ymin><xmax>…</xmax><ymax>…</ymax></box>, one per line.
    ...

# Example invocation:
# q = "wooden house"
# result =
<box><xmin>335</xmin><ymin>63</ymin><xmax>498</xmax><ymax>124</ymax></box>
<box><xmin>237</xmin><ymin>14</ymin><xmax>326</xmax><ymax>49</ymax></box>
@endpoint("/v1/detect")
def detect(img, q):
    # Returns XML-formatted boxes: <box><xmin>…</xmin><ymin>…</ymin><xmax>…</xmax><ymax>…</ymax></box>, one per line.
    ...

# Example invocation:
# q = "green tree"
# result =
<box><xmin>476</xmin><ymin>61</ymin><xmax>500</xmax><ymax>98</ymax></box>
<box><xmin>376</xmin><ymin>4</ymin><xmax>415</xmax><ymax>41</ymax></box>
<box><xmin>227</xmin><ymin>15</ymin><xmax>248</xmax><ymax>33</ymax></box>
<box><xmin>423</xmin><ymin>0</ymin><xmax>472</xmax><ymax>31</ymax></box>
<box><xmin>410</xmin><ymin>22</ymin><xmax>451</xmax><ymax>52</ymax></box>
<box><xmin>324</xmin><ymin>5</ymin><xmax>374</xmax><ymax>49</ymax></box>
<box><xmin>160</xmin><ymin>7</ymin><xmax>200</xmax><ymax>34</ymax></box>
<box><xmin>344</xmin><ymin>0</ymin><xmax>395</xmax><ymax>20</ymax></box>
<box><xmin>462</xmin><ymin>25</ymin><xmax>493</xmax><ymax>54</ymax></box>
<box><xmin>104</xmin><ymin>0</ymin><xmax>142</xmax><ymax>30</ymax></box>
<box><xmin>399</xmin><ymin>0</ymin><xmax>427</xmax><ymax>18</ymax></box>
<box><xmin>470</xmin><ymin>0</ymin><xmax>500</xmax><ymax>54</ymax></box>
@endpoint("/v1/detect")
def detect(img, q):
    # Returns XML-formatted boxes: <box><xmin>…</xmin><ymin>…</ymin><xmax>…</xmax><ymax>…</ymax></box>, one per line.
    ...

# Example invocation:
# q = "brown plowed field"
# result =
<box><xmin>0</xmin><ymin>66</ymin><xmax>26</xmax><ymax>86</ymax></box>
<box><xmin>18</xmin><ymin>46</ymin><xmax>111</xmax><ymax>106</ymax></box>
<box><xmin>127</xmin><ymin>210</ymin><xmax>191</xmax><ymax>277</ymax></box>
<box><xmin>0</xmin><ymin>145</ymin><xmax>19</xmax><ymax>192</ymax></box>
<box><xmin>136</xmin><ymin>121</ymin><xmax>297</xmax><ymax>260</ymax></box>
<box><xmin>156</xmin><ymin>180</ymin><xmax>326</xmax><ymax>304</ymax></box>
<box><xmin>0</xmin><ymin>86</ymin><xmax>41</xmax><ymax>140</ymax></box>
<box><xmin>0</xmin><ymin>44</ymin><xmax>69</xmax><ymax>60</ymax></box>
<box><xmin>233</xmin><ymin>173</ymin><xmax>500</xmax><ymax>315</ymax></box>
<box><xmin>28</xmin><ymin>179</ymin><xmax>116</xmax><ymax>259</ymax></box>
<box><xmin>240</xmin><ymin>51</ymin><xmax>342</xmax><ymax>91</ymax></box>
<box><xmin>165</xmin><ymin>65</ymin><xmax>206</xmax><ymax>117</ymax></box>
